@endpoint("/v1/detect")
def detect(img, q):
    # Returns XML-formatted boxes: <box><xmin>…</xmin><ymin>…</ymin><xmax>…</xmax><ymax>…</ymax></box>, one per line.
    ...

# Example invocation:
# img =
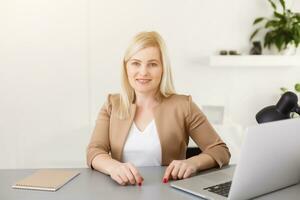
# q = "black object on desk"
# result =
<box><xmin>256</xmin><ymin>91</ymin><xmax>300</xmax><ymax>123</ymax></box>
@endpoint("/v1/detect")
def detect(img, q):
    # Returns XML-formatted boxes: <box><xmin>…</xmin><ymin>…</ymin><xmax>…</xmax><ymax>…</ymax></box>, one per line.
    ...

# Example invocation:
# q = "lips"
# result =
<box><xmin>136</xmin><ymin>79</ymin><xmax>151</xmax><ymax>84</ymax></box>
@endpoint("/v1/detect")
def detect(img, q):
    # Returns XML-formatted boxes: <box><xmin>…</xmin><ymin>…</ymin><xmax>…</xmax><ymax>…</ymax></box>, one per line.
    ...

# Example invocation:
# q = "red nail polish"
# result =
<box><xmin>163</xmin><ymin>178</ymin><xmax>168</xmax><ymax>183</ymax></box>
<box><xmin>138</xmin><ymin>182</ymin><xmax>142</xmax><ymax>186</ymax></box>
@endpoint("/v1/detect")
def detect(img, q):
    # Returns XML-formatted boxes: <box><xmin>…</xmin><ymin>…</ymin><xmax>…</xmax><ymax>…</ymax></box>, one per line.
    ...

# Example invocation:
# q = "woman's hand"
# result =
<box><xmin>162</xmin><ymin>160</ymin><xmax>198</xmax><ymax>182</ymax></box>
<box><xmin>108</xmin><ymin>162</ymin><xmax>144</xmax><ymax>186</ymax></box>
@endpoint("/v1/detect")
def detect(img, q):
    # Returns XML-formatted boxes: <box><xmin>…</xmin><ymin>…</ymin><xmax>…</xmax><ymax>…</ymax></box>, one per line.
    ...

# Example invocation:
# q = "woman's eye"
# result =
<box><xmin>149</xmin><ymin>63</ymin><xmax>158</xmax><ymax>67</ymax></box>
<box><xmin>132</xmin><ymin>62</ymin><xmax>140</xmax><ymax>66</ymax></box>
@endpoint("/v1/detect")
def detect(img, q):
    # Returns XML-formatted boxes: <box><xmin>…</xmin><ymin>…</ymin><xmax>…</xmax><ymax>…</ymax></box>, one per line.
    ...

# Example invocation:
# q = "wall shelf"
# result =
<box><xmin>209</xmin><ymin>55</ymin><xmax>300</xmax><ymax>67</ymax></box>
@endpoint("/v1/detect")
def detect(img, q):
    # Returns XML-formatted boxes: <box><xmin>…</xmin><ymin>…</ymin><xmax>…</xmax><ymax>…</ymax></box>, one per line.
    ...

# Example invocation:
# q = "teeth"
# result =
<box><xmin>137</xmin><ymin>79</ymin><xmax>151</xmax><ymax>83</ymax></box>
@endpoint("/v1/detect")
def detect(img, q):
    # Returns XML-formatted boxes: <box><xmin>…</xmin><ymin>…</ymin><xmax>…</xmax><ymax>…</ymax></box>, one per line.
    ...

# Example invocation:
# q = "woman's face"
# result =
<box><xmin>126</xmin><ymin>46</ymin><xmax>163</xmax><ymax>96</ymax></box>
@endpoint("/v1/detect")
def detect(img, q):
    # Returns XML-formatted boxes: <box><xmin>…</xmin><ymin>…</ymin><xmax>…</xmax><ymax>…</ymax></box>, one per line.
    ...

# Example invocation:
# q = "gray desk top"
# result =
<box><xmin>1</xmin><ymin>167</ymin><xmax>300</xmax><ymax>200</ymax></box>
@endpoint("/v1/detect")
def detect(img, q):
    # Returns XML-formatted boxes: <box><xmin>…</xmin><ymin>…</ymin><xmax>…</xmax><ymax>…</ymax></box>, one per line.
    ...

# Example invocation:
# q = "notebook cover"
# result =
<box><xmin>12</xmin><ymin>169</ymin><xmax>80</xmax><ymax>191</ymax></box>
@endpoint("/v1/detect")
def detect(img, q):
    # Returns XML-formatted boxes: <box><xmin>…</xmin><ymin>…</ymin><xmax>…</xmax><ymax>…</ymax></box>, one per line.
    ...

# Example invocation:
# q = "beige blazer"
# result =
<box><xmin>86</xmin><ymin>94</ymin><xmax>230</xmax><ymax>168</ymax></box>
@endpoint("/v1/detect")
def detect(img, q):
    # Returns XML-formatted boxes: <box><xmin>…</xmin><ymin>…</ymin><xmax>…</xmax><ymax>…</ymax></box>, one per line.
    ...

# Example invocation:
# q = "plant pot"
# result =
<box><xmin>263</xmin><ymin>44</ymin><xmax>298</xmax><ymax>55</ymax></box>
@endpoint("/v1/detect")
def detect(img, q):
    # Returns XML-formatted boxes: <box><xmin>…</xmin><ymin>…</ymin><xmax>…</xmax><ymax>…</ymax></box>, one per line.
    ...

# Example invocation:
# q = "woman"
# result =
<box><xmin>86</xmin><ymin>31</ymin><xmax>230</xmax><ymax>186</ymax></box>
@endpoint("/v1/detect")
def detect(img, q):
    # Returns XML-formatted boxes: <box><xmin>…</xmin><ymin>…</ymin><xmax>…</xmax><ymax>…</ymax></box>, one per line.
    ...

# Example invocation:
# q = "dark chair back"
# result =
<box><xmin>186</xmin><ymin>147</ymin><xmax>201</xmax><ymax>158</ymax></box>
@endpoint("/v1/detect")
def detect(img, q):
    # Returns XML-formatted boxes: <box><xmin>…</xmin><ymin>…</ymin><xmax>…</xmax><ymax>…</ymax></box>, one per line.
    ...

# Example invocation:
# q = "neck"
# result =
<box><xmin>135</xmin><ymin>91</ymin><xmax>158</xmax><ymax>108</ymax></box>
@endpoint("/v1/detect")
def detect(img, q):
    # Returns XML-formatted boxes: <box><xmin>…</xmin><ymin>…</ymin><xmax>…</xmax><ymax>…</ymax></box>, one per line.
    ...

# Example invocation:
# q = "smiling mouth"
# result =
<box><xmin>136</xmin><ymin>79</ymin><xmax>151</xmax><ymax>84</ymax></box>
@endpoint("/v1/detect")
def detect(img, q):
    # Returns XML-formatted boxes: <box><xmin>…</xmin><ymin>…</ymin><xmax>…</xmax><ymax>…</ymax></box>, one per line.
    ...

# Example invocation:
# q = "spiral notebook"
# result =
<box><xmin>12</xmin><ymin>169</ymin><xmax>80</xmax><ymax>192</ymax></box>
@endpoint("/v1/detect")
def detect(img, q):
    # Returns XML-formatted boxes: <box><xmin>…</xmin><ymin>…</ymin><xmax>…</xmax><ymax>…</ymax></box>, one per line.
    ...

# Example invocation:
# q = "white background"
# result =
<box><xmin>1</xmin><ymin>0</ymin><xmax>299</xmax><ymax>168</ymax></box>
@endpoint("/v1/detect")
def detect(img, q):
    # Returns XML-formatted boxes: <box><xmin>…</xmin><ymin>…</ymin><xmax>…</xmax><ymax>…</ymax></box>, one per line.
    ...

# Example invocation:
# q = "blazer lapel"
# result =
<box><xmin>153</xmin><ymin>103</ymin><xmax>169</xmax><ymax>165</ymax></box>
<box><xmin>113</xmin><ymin>104</ymin><xmax>136</xmax><ymax>161</ymax></box>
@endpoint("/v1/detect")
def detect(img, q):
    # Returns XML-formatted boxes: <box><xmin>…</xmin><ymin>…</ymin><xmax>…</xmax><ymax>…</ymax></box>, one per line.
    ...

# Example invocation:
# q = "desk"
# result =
<box><xmin>1</xmin><ymin>167</ymin><xmax>300</xmax><ymax>200</ymax></box>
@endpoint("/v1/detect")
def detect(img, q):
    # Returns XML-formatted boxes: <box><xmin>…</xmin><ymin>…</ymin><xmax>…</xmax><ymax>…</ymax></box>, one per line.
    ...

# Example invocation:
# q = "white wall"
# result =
<box><xmin>1</xmin><ymin>0</ymin><xmax>299</xmax><ymax>168</ymax></box>
<box><xmin>90</xmin><ymin>0</ymin><xmax>300</xmax><ymax>125</ymax></box>
<box><xmin>0</xmin><ymin>0</ymin><xmax>89</xmax><ymax>168</ymax></box>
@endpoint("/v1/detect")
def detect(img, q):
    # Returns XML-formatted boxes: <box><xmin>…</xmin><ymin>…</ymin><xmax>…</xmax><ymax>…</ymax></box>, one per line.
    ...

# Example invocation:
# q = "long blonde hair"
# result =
<box><xmin>119</xmin><ymin>31</ymin><xmax>176</xmax><ymax>119</ymax></box>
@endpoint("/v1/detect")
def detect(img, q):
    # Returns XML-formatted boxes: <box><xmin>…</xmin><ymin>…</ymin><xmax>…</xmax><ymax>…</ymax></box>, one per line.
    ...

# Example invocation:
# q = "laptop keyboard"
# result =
<box><xmin>203</xmin><ymin>181</ymin><xmax>232</xmax><ymax>197</ymax></box>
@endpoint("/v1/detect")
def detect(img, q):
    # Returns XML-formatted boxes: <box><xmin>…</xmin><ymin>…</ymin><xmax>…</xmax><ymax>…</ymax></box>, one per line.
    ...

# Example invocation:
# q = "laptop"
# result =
<box><xmin>171</xmin><ymin>118</ymin><xmax>300</xmax><ymax>200</ymax></box>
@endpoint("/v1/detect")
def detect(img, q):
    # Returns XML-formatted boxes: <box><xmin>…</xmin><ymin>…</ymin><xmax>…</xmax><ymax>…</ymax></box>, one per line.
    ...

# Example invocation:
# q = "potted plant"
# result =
<box><xmin>250</xmin><ymin>0</ymin><xmax>300</xmax><ymax>55</ymax></box>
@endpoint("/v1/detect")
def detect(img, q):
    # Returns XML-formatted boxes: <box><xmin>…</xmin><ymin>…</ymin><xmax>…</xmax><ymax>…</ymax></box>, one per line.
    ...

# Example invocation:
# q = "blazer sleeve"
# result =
<box><xmin>86</xmin><ymin>94</ymin><xmax>112</xmax><ymax>169</ymax></box>
<box><xmin>186</xmin><ymin>96</ymin><xmax>231</xmax><ymax>167</ymax></box>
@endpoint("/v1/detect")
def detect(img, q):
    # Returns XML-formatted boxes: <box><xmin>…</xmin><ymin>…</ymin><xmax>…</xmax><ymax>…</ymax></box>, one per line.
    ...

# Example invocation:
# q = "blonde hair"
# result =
<box><xmin>119</xmin><ymin>31</ymin><xmax>176</xmax><ymax>119</ymax></box>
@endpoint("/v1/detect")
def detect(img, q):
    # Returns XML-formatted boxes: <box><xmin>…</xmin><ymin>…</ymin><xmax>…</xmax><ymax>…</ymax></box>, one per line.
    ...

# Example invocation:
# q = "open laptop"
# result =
<box><xmin>171</xmin><ymin>118</ymin><xmax>300</xmax><ymax>200</ymax></box>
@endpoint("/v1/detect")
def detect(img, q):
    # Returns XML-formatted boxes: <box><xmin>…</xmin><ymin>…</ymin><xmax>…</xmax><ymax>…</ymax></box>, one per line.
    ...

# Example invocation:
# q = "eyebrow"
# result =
<box><xmin>129</xmin><ymin>59</ymin><xmax>160</xmax><ymax>63</ymax></box>
<box><xmin>147</xmin><ymin>59</ymin><xmax>160</xmax><ymax>63</ymax></box>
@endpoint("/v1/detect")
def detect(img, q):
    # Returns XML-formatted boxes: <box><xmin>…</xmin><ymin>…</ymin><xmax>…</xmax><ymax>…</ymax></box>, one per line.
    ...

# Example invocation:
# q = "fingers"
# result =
<box><xmin>163</xmin><ymin>163</ymin><xmax>175</xmax><ymax>182</ymax></box>
<box><xmin>127</xmin><ymin>163</ymin><xmax>144</xmax><ymax>184</ymax></box>
<box><xmin>123</xmin><ymin>166</ymin><xmax>136</xmax><ymax>185</ymax></box>
<box><xmin>111</xmin><ymin>174</ymin><xmax>126</xmax><ymax>186</ymax></box>
<box><xmin>110</xmin><ymin>163</ymin><xmax>143</xmax><ymax>186</ymax></box>
<box><xmin>183</xmin><ymin>168</ymin><xmax>194</xmax><ymax>179</ymax></box>
<box><xmin>177</xmin><ymin>164</ymin><xmax>187</xmax><ymax>179</ymax></box>
<box><xmin>163</xmin><ymin>160</ymin><xmax>198</xmax><ymax>182</ymax></box>
<box><xmin>118</xmin><ymin>171</ymin><xmax>130</xmax><ymax>185</ymax></box>
<box><xmin>171</xmin><ymin>164</ymin><xmax>181</xmax><ymax>180</ymax></box>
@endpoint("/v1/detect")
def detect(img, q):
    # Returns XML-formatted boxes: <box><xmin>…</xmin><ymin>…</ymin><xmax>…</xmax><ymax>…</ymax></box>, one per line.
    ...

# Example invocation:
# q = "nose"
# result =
<box><xmin>139</xmin><ymin>64</ymin><xmax>148</xmax><ymax>75</ymax></box>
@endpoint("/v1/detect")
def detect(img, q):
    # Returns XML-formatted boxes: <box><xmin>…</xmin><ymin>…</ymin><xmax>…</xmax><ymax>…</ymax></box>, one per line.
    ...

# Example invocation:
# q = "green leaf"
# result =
<box><xmin>250</xmin><ymin>29</ymin><xmax>260</xmax><ymax>41</ymax></box>
<box><xmin>280</xmin><ymin>87</ymin><xmax>288</xmax><ymax>92</ymax></box>
<box><xmin>265</xmin><ymin>20</ymin><xmax>280</xmax><ymax>28</ymax></box>
<box><xmin>253</xmin><ymin>17</ymin><xmax>265</xmax><ymax>25</ymax></box>
<box><xmin>252</xmin><ymin>1</ymin><xmax>300</xmax><ymax>52</ymax></box>
<box><xmin>294</xmin><ymin>28</ymin><xmax>300</xmax><ymax>46</ymax></box>
<box><xmin>274</xmin><ymin>11</ymin><xmax>285</xmax><ymax>20</ymax></box>
<box><xmin>279</xmin><ymin>0</ymin><xmax>286</xmax><ymax>11</ymax></box>
<box><xmin>275</xmin><ymin>34</ymin><xmax>285</xmax><ymax>51</ymax></box>
<box><xmin>295</xmin><ymin>12</ymin><xmax>300</xmax><ymax>20</ymax></box>
<box><xmin>295</xmin><ymin>83</ymin><xmax>300</xmax><ymax>92</ymax></box>
<box><xmin>268</xmin><ymin>0</ymin><xmax>277</xmax><ymax>11</ymax></box>
<box><xmin>264</xmin><ymin>32</ymin><xmax>271</xmax><ymax>48</ymax></box>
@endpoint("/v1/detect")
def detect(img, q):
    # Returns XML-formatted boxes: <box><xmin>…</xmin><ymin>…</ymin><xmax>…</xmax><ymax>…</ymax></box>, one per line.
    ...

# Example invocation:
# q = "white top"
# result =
<box><xmin>122</xmin><ymin>120</ymin><xmax>162</xmax><ymax>166</ymax></box>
